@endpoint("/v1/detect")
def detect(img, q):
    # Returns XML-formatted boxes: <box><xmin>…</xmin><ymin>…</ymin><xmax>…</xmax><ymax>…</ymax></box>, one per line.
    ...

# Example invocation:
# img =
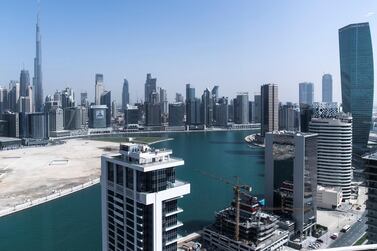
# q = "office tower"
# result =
<box><xmin>79</xmin><ymin>106</ymin><xmax>88</xmax><ymax>126</ymax></box>
<box><xmin>100</xmin><ymin>90</ymin><xmax>111</xmax><ymax>127</ymax></box>
<box><xmin>339</xmin><ymin>23</ymin><xmax>374</xmax><ymax>157</ymax></box>
<box><xmin>278</xmin><ymin>102</ymin><xmax>300</xmax><ymax>131</ymax></box>
<box><xmin>19</xmin><ymin>97</ymin><xmax>32</xmax><ymax>113</ymax></box>
<box><xmin>160</xmin><ymin>88</ymin><xmax>168</xmax><ymax>115</ymax></box>
<box><xmin>29</xmin><ymin>112</ymin><xmax>48</xmax><ymax>139</ymax></box>
<box><xmin>20</xmin><ymin>69</ymin><xmax>30</xmax><ymax>97</ymax></box>
<box><xmin>80</xmin><ymin>92</ymin><xmax>88</xmax><ymax>107</ymax></box>
<box><xmin>89</xmin><ymin>105</ymin><xmax>107</xmax><ymax>128</ymax></box>
<box><xmin>309</xmin><ymin>102</ymin><xmax>352</xmax><ymax>199</ymax></box>
<box><xmin>363</xmin><ymin>153</ymin><xmax>377</xmax><ymax>244</ymax></box>
<box><xmin>299</xmin><ymin>82</ymin><xmax>314</xmax><ymax>106</ymax></box>
<box><xmin>101</xmin><ymin>143</ymin><xmax>190</xmax><ymax>251</ymax></box>
<box><xmin>185</xmin><ymin>84</ymin><xmax>195</xmax><ymax>102</ymax></box>
<box><xmin>111</xmin><ymin>101</ymin><xmax>117</xmax><ymax>118</ymax></box>
<box><xmin>124</xmin><ymin>105</ymin><xmax>139</xmax><ymax>128</ymax></box>
<box><xmin>300</xmin><ymin>104</ymin><xmax>313</xmax><ymax>133</ymax></box>
<box><xmin>211</xmin><ymin>85</ymin><xmax>219</xmax><ymax>101</ymax></box>
<box><xmin>122</xmin><ymin>79</ymin><xmax>129</xmax><ymax>110</ymax></box>
<box><xmin>261</xmin><ymin>84</ymin><xmax>278</xmax><ymax>137</ymax></box>
<box><xmin>322</xmin><ymin>74</ymin><xmax>333</xmax><ymax>102</ymax></box>
<box><xmin>175</xmin><ymin>93</ymin><xmax>184</xmax><ymax>103</ymax></box>
<box><xmin>48</xmin><ymin>107</ymin><xmax>64</xmax><ymax>133</ymax></box>
<box><xmin>0</xmin><ymin>87</ymin><xmax>9</xmax><ymax>116</ymax></box>
<box><xmin>145</xmin><ymin>103</ymin><xmax>162</xmax><ymax>126</ymax></box>
<box><xmin>248</xmin><ymin>101</ymin><xmax>255</xmax><ymax>123</ymax></box>
<box><xmin>253</xmin><ymin>94</ymin><xmax>261</xmax><ymax>123</ymax></box>
<box><xmin>8</xmin><ymin>81</ymin><xmax>20</xmax><ymax>112</ymax></box>
<box><xmin>33</xmin><ymin>14</ymin><xmax>43</xmax><ymax>112</ymax></box>
<box><xmin>233</xmin><ymin>93</ymin><xmax>249</xmax><ymax>124</ymax></box>
<box><xmin>201</xmin><ymin>88</ymin><xmax>213</xmax><ymax>127</ymax></box>
<box><xmin>265</xmin><ymin>131</ymin><xmax>317</xmax><ymax>236</ymax></box>
<box><xmin>168</xmin><ymin>102</ymin><xmax>185</xmax><ymax>126</ymax></box>
<box><xmin>95</xmin><ymin>74</ymin><xmax>104</xmax><ymax>105</ymax></box>
<box><xmin>144</xmin><ymin>73</ymin><xmax>157</xmax><ymax>103</ymax></box>
<box><xmin>214</xmin><ymin>97</ymin><xmax>229</xmax><ymax>127</ymax></box>
<box><xmin>64</xmin><ymin>107</ymin><xmax>82</xmax><ymax>130</ymax></box>
<box><xmin>61</xmin><ymin>87</ymin><xmax>75</xmax><ymax>109</ymax></box>
<box><xmin>3</xmin><ymin>112</ymin><xmax>20</xmax><ymax>138</ymax></box>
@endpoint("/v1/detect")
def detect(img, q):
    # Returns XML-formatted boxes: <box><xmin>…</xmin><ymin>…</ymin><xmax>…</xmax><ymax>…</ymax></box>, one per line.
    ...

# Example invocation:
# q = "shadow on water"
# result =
<box><xmin>224</xmin><ymin>150</ymin><xmax>264</xmax><ymax>156</ymax></box>
<box><xmin>208</xmin><ymin>140</ymin><xmax>245</xmax><ymax>145</ymax></box>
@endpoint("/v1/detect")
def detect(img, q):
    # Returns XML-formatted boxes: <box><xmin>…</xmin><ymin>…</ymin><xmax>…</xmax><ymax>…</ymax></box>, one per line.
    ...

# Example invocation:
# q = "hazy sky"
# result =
<box><xmin>1</xmin><ymin>0</ymin><xmax>377</xmax><ymax>104</ymax></box>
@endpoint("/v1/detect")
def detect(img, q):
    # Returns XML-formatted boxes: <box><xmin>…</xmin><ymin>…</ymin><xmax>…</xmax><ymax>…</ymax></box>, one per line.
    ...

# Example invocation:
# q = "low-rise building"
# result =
<box><xmin>316</xmin><ymin>185</ymin><xmax>342</xmax><ymax>209</ymax></box>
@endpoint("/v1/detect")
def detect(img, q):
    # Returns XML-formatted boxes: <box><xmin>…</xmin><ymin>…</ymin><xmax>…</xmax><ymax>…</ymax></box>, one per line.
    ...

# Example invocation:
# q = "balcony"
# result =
<box><xmin>165</xmin><ymin>207</ymin><xmax>184</xmax><ymax>217</ymax></box>
<box><xmin>165</xmin><ymin>234</ymin><xmax>182</xmax><ymax>246</ymax></box>
<box><xmin>165</xmin><ymin>221</ymin><xmax>183</xmax><ymax>231</ymax></box>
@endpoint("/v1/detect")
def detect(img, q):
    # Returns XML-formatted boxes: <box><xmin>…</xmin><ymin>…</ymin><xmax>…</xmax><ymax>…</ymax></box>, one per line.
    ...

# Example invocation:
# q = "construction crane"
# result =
<box><xmin>193</xmin><ymin>168</ymin><xmax>252</xmax><ymax>241</ymax></box>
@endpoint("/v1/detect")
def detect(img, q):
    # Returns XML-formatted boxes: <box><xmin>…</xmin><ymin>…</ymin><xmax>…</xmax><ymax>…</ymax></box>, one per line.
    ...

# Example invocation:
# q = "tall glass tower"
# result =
<box><xmin>33</xmin><ymin>14</ymin><xmax>43</xmax><ymax>112</ymax></box>
<box><xmin>121</xmin><ymin>79</ymin><xmax>129</xmax><ymax>110</ymax></box>
<box><xmin>339</xmin><ymin>23</ymin><xmax>374</xmax><ymax>158</ymax></box>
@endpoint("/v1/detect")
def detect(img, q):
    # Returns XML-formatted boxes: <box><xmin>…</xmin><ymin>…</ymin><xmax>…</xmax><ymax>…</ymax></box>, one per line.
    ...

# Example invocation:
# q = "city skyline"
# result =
<box><xmin>1</xmin><ymin>1</ymin><xmax>377</xmax><ymax>104</ymax></box>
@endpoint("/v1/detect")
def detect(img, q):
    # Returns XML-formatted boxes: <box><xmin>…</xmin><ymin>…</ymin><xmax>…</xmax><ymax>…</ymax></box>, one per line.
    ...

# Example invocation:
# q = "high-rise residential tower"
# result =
<box><xmin>122</xmin><ymin>79</ymin><xmax>129</xmax><ymax>110</ymax></box>
<box><xmin>95</xmin><ymin>74</ymin><xmax>104</xmax><ymax>105</ymax></box>
<box><xmin>261</xmin><ymin>84</ymin><xmax>278</xmax><ymax>136</ymax></box>
<box><xmin>100</xmin><ymin>90</ymin><xmax>111</xmax><ymax>127</ymax></box>
<box><xmin>309</xmin><ymin>102</ymin><xmax>352</xmax><ymax>199</ymax></box>
<box><xmin>144</xmin><ymin>73</ymin><xmax>157</xmax><ymax>103</ymax></box>
<box><xmin>33</xmin><ymin>14</ymin><xmax>43</xmax><ymax>112</ymax></box>
<box><xmin>234</xmin><ymin>92</ymin><xmax>249</xmax><ymax>124</ymax></box>
<box><xmin>339</xmin><ymin>23</ymin><xmax>374</xmax><ymax>157</ymax></box>
<box><xmin>322</xmin><ymin>74</ymin><xmax>333</xmax><ymax>102</ymax></box>
<box><xmin>101</xmin><ymin>143</ymin><xmax>190</xmax><ymax>251</ymax></box>
<box><xmin>299</xmin><ymin>82</ymin><xmax>314</xmax><ymax>106</ymax></box>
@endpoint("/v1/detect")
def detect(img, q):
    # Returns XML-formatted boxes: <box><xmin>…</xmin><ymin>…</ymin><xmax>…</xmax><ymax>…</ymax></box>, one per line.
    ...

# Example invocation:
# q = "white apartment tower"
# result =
<box><xmin>101</xmin><ymin>143</ymin><xmax>190</xmax><ymax>251</ymax></box>
<box><xmin>309</xmin><ymin>102</ymin><xmax>353</xmax><ymax>199</ymax></box>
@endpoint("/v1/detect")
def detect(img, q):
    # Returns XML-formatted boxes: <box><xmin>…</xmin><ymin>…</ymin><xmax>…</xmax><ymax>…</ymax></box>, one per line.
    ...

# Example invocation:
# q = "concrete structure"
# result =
<box><xmin>95</xmin><ymin>74</ymin><xmax>104</xmax><ymax>105</ymax></box>
<box><xmin>363</xmin><ymin>153</ymin><xmax>377</xmax><ymax>244</ymax></box>
<box><xmin>309</xmin><ymin>103</ymin><xmax>353</xmax><ymax>199</ymax></box>
<box><xmin>265</xmin><ymin>131</ymin><xmax>317</xmax><ymax>237</ymax></box>
<box><xmin>168</xmin><ymin>102</ymin><xmax>185</xmax><ymax>126</ymax></box>
<box><xmin>261</xmin><ymin>84</ymin><xmax>278</xmax><ymax>137</ymax></box>
<box><xmin>0</xmin><ymin>137</ymin><xmax>22</xmax><ymax>149</ymax></box>
<box><xmin>299</xmin><ymin>82</ymin><xmax>314</xmax><ymax>106</ymax></box>
<box><xmin>101</xmin><ymin>143</ymin><xmax>190</xmax><ymax>251</ymax></box>
<box><xmin>234</xmin><ymin>93</ymin><xmax>249</xmax><ymax>124</ymax></box>
<box><xmin>322</xmin><ymin>74</ymin><xmax>333</xmax><ymax>102</ymax></box>
<box><xmin>89</xmin><ymin>105</ymin><xmax>107</xmax><ymax>128</ymax></box>
<box><xmin>316</xmin><ymin>185</ymin><xmax>342</xmax><ymax>209</ymax></box>
<box><xmin>339</xmin><ymin>23</ymin><xmax>374</xmax><ymax>158</ymax></box>
<box><xmin>121</xmin><ymin>78</ymin><xmax>129</xmax><ymax>110</ymax></box>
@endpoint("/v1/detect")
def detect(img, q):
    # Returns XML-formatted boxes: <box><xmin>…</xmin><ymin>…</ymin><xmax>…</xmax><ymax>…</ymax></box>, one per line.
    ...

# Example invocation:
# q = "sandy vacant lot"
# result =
<box><xmin>0</xmin><ymin>139</ymin><xmax>119</xmax><ymax>211</ymax></box>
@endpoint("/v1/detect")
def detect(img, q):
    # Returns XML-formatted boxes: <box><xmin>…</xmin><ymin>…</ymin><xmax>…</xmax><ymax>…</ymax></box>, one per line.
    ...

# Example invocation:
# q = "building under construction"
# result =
<box><xmin>202</xmin><ymin>192</ymin><xmax>289</xmax><ymax>251</ymax></box>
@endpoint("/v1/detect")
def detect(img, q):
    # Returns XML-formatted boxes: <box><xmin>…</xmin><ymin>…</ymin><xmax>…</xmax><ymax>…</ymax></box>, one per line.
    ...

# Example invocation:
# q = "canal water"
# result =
<box><xmin>0</xmin><ymin>130</ymin><xmax>264</xmax><ymax>251</ymax></box>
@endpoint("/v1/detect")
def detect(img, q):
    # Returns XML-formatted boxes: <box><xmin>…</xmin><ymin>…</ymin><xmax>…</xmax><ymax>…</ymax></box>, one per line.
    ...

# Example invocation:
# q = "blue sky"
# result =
<box><xmin>0</xmin><ymin>0</ymin><xmax>377</xmax><ymax>104</ymax></box>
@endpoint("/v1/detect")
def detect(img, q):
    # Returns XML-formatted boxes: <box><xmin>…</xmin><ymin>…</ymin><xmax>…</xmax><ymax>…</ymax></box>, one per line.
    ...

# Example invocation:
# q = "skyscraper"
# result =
<box><xmin>309</xmin><ymin>102</ymin><xmax>352</xmax><ymax>199</ymax></box>
<box><xmin>278</xmin><ymin>102</ymin><xmax>300</xmax><ymax>131</ymax></box>
<box><xmin>95</xmin><ymin>74</ymin><xmax>104</xmax><ymax>105</ymax></box>
<box><xmin>322</xmin><ymin>74</ymin><xmax>333</xmax><ymax>102</ymax></box>
<box><xmin>363</xmin><ymin>153</ymin><xmax>377</xmax><ymax>244</ymax></box>
<box><xmin>253</xmin><ymin>94</ymin><xmax>261</xmax><ymax>123</ymax></box>
<box><xmin>265</xmin><ymin>131</ymin><xmax>317</xmax><ymax>236</ymax></box>
<box><xmin>144</xmin><ymin>73</ymin><xmax>157</xmax><ymax>103</ymax></box>
<box><xmin>80</xmin><ymin>92</ymin><xmax>88</xmax><ymax>107</ymax></box>
<box><xmin>233</xmin><ymin>93</ymin><xmax>249</xmax><ymax>124</ymax></box>
<box><xmin>122</xmin><ymin>79</ymin><xmax>129</xmax><ymax>110</ymax></box>
<box><xmin>100</xmin><ymin>90</ymin><xmax>111</xmax><ymax>127</ymax></box>
<box><xmin>261</xmin><ymin>84</ymin><xmax>278</xmax><ymax>137</ymax></box>
<box><xmin>339</xmin><ymin>22</ymin><xmax>374</xmax><ymax>157</ymax></box>
<box><xmin>201</xmin><ymin>88</ymin><xmax>213</xmax><ymax>127</ymax></box>
<box><xmin>33</xmin><ymin>14</ymin><xmax>43</xmax><ymax>112</ymax></box>
<box><xmin>101</xmin><ymin>143</ymin><xmax>190</xmax><ymax>251</ymax></box>
<box><xmin>299</xmin><ymin>82</ymin><xmax>314</xmax><ymax>106</ymax></box>
<box><xmin>20</xmin><ymin>69</ymin><xmax>30</xmax><ymax>97</ymax></box>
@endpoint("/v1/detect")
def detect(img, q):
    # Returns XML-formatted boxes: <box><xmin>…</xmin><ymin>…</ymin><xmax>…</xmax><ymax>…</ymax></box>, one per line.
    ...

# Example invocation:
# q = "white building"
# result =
<box><xmin>101</xmin><ymin>143</ymin><xmax>190</xmax><ymax>251</ymax></box>
<box><xmin>309</xmin><ymin>104</ymin><xmax>352</xmax><ymax>200</ymax></box>
<box><xmin>317</xmin><ymin>185</ymin><xmax>342</xmax><ymax>209</ymax></box>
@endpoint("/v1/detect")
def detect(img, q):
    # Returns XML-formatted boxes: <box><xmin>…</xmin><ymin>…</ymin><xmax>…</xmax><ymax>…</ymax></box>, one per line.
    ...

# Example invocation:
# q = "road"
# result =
<box><xmin>329</xmin><ymin>212</ymin><xmax>367</xmax><ymax>248</ymax></box>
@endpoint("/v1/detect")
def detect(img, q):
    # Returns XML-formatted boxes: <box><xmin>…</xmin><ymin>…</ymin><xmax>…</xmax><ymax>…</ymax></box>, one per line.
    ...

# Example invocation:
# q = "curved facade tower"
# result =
<box><xmin>310</xmin><ymin>114</ymin><xmax>353</xmax><ymax>199</ymax></box>
<box><xmin>339</xmin><ymin>23</ymin><xmax>374</xmax><ymax>158</ymax></box>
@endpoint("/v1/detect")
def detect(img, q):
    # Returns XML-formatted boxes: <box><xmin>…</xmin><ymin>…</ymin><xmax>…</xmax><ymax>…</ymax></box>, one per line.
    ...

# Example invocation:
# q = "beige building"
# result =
<box><xmin>317</xmin><ymin>185</ymin><xmax>342</xmax><ymax>209</ymax></box>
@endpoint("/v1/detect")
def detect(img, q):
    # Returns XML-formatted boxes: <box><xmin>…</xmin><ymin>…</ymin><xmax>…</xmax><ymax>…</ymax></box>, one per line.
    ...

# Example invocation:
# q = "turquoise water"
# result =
<box><xmin>0</xmin><ymin>130</ymin><xmax>264</xmax><ymax>251</ymax></box>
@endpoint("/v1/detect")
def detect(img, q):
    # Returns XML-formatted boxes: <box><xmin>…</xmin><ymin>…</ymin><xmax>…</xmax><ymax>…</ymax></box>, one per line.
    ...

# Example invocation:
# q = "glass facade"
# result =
<box><xmin>339</xmin><ymin>23</ymin><xmax>374</xmax><ymax>157</ymax></box>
